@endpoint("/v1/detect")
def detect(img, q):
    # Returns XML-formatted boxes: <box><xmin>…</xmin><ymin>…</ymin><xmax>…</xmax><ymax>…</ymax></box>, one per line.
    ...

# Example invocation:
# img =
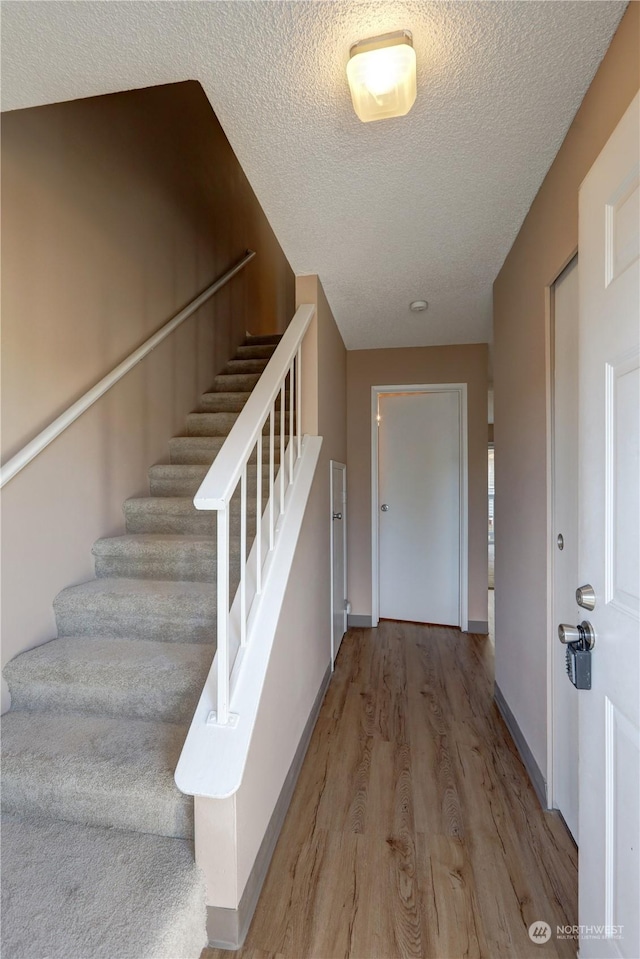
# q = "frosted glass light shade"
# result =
<box><xmin>347</xmin><ymin>31</ymin><xmax>417</xmax><ymax>123</ymax></box>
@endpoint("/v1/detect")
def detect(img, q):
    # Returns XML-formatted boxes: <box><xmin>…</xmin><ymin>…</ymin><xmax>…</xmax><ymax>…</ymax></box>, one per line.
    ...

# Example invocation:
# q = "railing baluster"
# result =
<box><xmin>289</xmin><ymin>362</ymin><xmax>294</xmax><ymax>481</ymax></box>
<box><xmin>216</xmin><ymin>507</ymin><xmax>230</xmax><ymax>725</ymax></box>
<box><xmin>269</xmin><ymin>404</ymin><xmax>275</xmax><ymax>550</ymax></box>
<box><xmin>240</xmin><ymin>467</ymin><xmax>247</xmax><ymax>646</ymax></box>
<box><xmin>280</xmin><ymin>382</ymin><xmax>286</xmax><ymax>514</ymax></box>
<box><xmin>296</xmin><ymin>345</ymin><xmax>302</xmax><ymax>459</ymax></box>
<box><xmin>256</xmin><ymin>432</ymin><xmax>262</xmax><ymax>594</ymax></box>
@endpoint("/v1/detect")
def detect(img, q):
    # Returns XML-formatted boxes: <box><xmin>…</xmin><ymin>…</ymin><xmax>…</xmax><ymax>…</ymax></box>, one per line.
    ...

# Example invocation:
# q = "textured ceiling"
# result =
<box><xmin>1</xmin><ymin>1</ymin><xmax>627</xmax><ymax>349</ymax></box>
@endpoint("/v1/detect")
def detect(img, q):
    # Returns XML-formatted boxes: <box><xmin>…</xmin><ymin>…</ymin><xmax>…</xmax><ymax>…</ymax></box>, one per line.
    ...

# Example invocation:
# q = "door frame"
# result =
<box><xmin>330</xmin><ymin>460</ymin><xmax>347</xmax><ymax>666</ymax></box>
<box><xmin>547</xmin><ymin>253</ymin><xmax>580</xmax><ymax>833</ymax></box>
<box><xmin>371</xmin><ymin>383</ymin><xmax>468</xmax><ymax>630</ymax></box>
<box><xmin>544</xmin><ymin>248</ymin><xmax>579</xmax><ymax>810</ymax></box>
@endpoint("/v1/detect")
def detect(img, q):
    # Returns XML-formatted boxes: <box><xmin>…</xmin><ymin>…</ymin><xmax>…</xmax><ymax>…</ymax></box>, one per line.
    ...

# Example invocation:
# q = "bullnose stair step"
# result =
<box><xmin>0</xmin><ymin>815</ymin><xmax>206</xmax><ymax>959</ymax></box>
<box><xmin>93</xmin><ymin>533</ymin><xmax>217</xmax><ymax>581</ymax></box>
<box><xmin>1</xmin><ymin>711</ymin><xmax>193</xmax><ymax>838</ymax></box>
<box><xmin>123</xmin><ymin>496</ymin><xmax>265</xmax><ymax>537</ymax></box>
<box><xmin>3</xmin><ymin>636</ymin><xmax>214</xmax><ymax>722</ymax></box>
<box><xmin>54</xmin><ymin>578</ymin><xmax>216</xmax><ymax>644</ymax></box>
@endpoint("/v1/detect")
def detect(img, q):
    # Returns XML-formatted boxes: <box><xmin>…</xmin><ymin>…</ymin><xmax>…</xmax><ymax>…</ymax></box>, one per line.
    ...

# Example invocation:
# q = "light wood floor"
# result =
<box><xmin>204</xmin><ymin>621</ymin><xmax>577</xmax><ymax>959</ymax></box>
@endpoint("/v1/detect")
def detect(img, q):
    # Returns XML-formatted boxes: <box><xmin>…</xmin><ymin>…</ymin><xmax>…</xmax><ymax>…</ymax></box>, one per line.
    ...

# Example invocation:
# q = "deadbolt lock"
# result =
<box><xmin>576</xmin><ymin>584</ymin><xmax>596</xmax><ymax>611</ymax></box>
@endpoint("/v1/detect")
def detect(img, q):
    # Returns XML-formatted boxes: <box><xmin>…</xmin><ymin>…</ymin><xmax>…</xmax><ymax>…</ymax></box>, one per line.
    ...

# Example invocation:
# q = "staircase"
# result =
<box><xmin>1</xmin><ymin>334</ymin><xmax>282</xmax><ymax>959</ymax></box>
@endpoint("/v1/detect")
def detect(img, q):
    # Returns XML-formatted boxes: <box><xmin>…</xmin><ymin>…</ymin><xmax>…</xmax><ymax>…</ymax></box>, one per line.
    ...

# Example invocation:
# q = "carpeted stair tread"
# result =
<box><xmin>1</xmin><ymin>712</ymin><xmax>193</xmax><ymax>838</ymax></box>
<box><xmin>3</xmin><ymin>636</ymin><xmax>213</xmax><ymax>722</ymax></box>
<box><xmin>1</xmin><ymin>814</ymin><xmax>206</xmax><ymax>959</ymax></box>
<box><xmin>93</xmin><ymin>533</ymin><xmax>219</xmax><ymax>580</ymax></box>
<box><xmin>54</xmin><ymin>577</ymin><xmax>215</xmax><ymax>643</ymax></box>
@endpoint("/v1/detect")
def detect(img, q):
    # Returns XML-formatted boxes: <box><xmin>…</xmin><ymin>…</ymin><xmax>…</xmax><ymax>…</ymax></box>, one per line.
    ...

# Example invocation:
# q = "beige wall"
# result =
<box><xmin>493</xmin><ymin>3</ymin><xmax>639</xmax><ymax>778</ymax></box>
<box><xmin>1</xmin><ymin>81</ymin><xmax>294</xmax><ymax>712</ymax></box>
<box><xmin>346</xmin><ymin>345</ymin><xmax>488</xmax><ymax>625</ymax></box>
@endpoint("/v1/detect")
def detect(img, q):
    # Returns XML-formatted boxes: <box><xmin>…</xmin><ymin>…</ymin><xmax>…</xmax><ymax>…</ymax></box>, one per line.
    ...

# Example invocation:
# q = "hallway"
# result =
<box><xmin>205</xmin><ymin>621</ymin><xmax>577</xmax><ymax>959</ymax></box>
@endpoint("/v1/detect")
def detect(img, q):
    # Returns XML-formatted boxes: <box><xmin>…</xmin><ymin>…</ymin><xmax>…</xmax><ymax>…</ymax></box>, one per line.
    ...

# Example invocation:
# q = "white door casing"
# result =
<box><xmin>372</xmin><ymin>385</ymin><xmax>468</xmax><ymax>629</ymax></box>
<box><xmin>552</xmin><ymin>256</ymin><xmax>580</xmax><ymax>843</ymax></box>
<box><xmin>330</xmin><ymin>461</ymin><xmax>347</xmax><ymax>665</ymax></box>
<box><xmin>578</xmin><ymin>93</ymin><xmax>639</xmax><ymax>959</ymax></box>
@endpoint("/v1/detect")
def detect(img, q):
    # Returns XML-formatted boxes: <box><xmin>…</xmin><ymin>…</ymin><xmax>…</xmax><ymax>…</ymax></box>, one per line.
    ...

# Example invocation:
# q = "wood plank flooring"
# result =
<box><xmin>203</xmin><ymin>621</ymin><xmax>577</xmax><ymax>959</ymax></box>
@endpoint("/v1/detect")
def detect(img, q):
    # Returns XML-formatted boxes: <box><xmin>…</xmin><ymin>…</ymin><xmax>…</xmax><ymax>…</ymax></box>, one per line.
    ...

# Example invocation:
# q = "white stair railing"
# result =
<box><xmin>194</xmin><ymin>303</ymin><xmax>315</xmax><ymax>726</ymax></box>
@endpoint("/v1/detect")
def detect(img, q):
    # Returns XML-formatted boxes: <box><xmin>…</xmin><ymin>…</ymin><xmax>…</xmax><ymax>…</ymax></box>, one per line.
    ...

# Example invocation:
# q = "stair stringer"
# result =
<box><xmin>175</xmin><ymin>436</ymin><xmax>330</xmax><ymax>942</ymax></box>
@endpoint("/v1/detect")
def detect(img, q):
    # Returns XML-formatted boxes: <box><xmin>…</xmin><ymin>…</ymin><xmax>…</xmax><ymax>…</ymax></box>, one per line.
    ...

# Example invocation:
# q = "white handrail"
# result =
<box><xmin>0</xmin><ymin>250</ymin><xmax>256</xmax><ymax>489</ymax></box>
<box><xmin>194</xmin><ymin>304</ymin><xmax>315</xmax><ymax>510</ymax></box>
<box><xmin>194</xmin><ymin>302</ymin><xmax>316</xmax><ymax>726</ymax></box>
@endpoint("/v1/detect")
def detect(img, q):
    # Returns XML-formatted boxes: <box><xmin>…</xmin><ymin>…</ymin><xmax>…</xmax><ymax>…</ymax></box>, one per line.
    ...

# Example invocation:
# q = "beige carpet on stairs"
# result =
<box><xmin>1</xmin><ymin>334</ymin><xmax>283</xmax><ymax>959</ymax></box>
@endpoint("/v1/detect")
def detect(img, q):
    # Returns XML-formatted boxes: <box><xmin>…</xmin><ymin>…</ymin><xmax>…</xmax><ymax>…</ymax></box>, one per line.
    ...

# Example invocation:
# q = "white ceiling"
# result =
<box><xmin>1</xmin><ymin>1</ymin><xmax>627</xmax><ymax>349</ymax></box>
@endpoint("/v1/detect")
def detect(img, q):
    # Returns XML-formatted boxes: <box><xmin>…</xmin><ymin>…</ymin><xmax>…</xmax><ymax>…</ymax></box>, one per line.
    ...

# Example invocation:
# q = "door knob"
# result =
<box><xmin>332</xmin><ymin>512</ymin><xmax>342</xmax><ymax>521</ymax></box>
<box><xmin>380</xmin><ymin>504</ymin><xmax>389</xmax><ymax>512</ymax></box>
<box><xmin>558</xmin><ymin>621</ymin><xmax>596</xmax><ymax>650</ymax></box>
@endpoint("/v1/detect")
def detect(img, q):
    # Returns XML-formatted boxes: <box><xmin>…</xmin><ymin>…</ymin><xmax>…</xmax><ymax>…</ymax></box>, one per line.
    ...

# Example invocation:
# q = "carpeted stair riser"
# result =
<box><xmin>169</xmin><ymin>434</ymin><xmax>282</xmax><ymax>465</ymax></box>
<box><xmin>199</xmin><ymin>390</ymin><xmax>292</xmax><ymax>414</ymax></box>
<box><xmin>185</xmin><ymin>410</ymin><xmax>293</xmax><ymax>437</ymax></box>
<box><xmin>148</xmin><ymin>463</ymin><xmax>272</xmax><ymax>498</ymax></box>
<box><xmin>213</xmin><ymin>372</ymin><xmax>261</xmax><ymax>392</ymax></box>
<box><xmin>224</xmin><ymin>358</ymin><xmax>269</xmax><ymax>375</ymax></box>
<box><xmin>123</xmin><ymin>494</ymin><xmax>267</xmax><ymax>537</ymax></box>
<box><xmin>236</xmin><ymin>343</ymin><xmax>278</xmax><ymax>359</ymax></box>
<box><xmin>244</xmin><ymin>333</ymin><xmax>282</xmax><ymax>346</ymax></box>
<box><xmin>4</xmin><ymin>636</ymin><xmax>214</xmax><ymax>723</ymax></box>
<box><xmin>199</xmin><ymin>391</ymin><xmax>251</xmax><ymax>412</ymax></box>
<box><xmin>54</xmin><ymin>578</ymin><xmax>216</xmax><ymax>644</ymax></box>
<box><xmin>1</xmin><ymin>712</ymin><xmax>192</xmax><ymax>838</ymax></box>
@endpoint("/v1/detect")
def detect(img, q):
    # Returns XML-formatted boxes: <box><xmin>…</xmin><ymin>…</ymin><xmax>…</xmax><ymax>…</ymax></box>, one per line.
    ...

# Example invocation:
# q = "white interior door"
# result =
<box><xmin>330</xmin><ymin>461</ymin><xmax>347</xmax><ymax>664</ymax></box>
<box><xmin>378</xmin><ymin>390</ymin><xmax>461</xmax><ymax>626</ymax></box>
<box><xmin>552</xmin><ymin>256</ymin><xmax>580</xmax><ymax>843</ymax></box>
<box><xmin>578</xmin><ymin>93</ymin><xmax>639</xmax><ymax>959</ymax></box>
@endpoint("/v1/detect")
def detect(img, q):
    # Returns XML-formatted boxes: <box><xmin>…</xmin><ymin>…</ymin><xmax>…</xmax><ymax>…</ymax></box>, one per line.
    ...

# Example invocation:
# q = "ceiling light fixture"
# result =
<box><xmin>410</xmin><ymin>300</ymin><xmax>429</xmax><ymax>312</ymax></box>
<box><xmin>347</xmin><ymin>30</ymin><xmax>417</xmax><ymax>123</ymax></box>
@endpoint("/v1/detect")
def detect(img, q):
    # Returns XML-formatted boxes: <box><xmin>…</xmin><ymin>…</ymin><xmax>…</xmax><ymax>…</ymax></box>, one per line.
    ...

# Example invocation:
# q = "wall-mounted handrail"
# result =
<box><xmin>194</xmin><ymin>302</ymin><xmax>315</xmax><ymax>726</ymax></box>
<box><xmin>0</xmin><ymin>250</ymin><xmax>256</xmax><ymax>489</ymax></box>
